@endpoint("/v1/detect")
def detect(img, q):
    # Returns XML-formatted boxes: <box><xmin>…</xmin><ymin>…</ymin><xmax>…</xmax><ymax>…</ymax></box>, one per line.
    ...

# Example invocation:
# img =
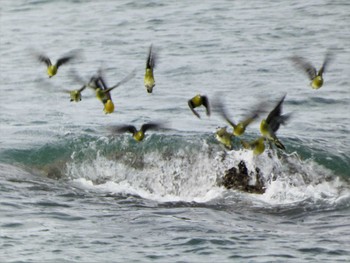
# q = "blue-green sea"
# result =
<box><xmin>1</xmin><ymin>0</ymin><xmax>350</xmax><ymax>262</ymax></box>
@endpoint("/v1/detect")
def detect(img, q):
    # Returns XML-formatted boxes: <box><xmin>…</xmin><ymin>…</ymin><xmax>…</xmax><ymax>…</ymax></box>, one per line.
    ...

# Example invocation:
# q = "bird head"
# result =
<box><xmin>146</xmin><ymin>86</ymin><xmax>154</xmax><ymax>93</ymax></box>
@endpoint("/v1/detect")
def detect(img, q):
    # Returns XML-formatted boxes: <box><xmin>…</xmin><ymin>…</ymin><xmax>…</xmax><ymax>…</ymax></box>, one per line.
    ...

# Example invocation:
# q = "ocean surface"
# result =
<box><xmin>1</xmin><ymin>0</ymin><xmax>350</xmax><ymax>262</ymax></box>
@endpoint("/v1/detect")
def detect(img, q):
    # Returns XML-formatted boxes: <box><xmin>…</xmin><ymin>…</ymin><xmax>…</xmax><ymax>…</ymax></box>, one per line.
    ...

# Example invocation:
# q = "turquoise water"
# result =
<box><xmin>1</xmin><ymin>0</ymin><xmax>350</xmax><ymax>262</ymax></box>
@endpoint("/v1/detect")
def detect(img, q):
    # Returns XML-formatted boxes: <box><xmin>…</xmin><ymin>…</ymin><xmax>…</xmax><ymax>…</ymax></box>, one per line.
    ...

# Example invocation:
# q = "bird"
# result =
<box><xmin>35</xmin><ymin>50</ymin><xmax>79</xmax><ymax>78</ymax></box>
<box><xmin>241</xmin><ymin>137</ymin><xmax>266</xmax><ymax>156</ymax></box>
<box><xmin>67</xmin><ymin>85</ymin><xmax>87</xmax><ymax>102</ymax></box>
<box><xmin>89</xmin><ymin>70</ymin><xmax>135</xmax><ymax>114</ymax></box>
<box><xmin>290</xmin><ymin>51</ymin><xmax>333</xmax><ymax>89</ymax></box>
<box><xmin>215</xmin><ymin>98</ymin><xmax>264</xmax><ymax>136</ymax></box>
<box><xmin>144</xmin><ymin>44</ymin><xmax>157</xmax><ymax>93</ymax></box>
<box><xmin>260</xmin><ymin>94</ymin><xmax>290</xmax><ymax>150</ymax></box>
<box><xmin>111</xmin><ymin>122</ymin><xmax>163</xmax><ymax>142</ymax></box>
<box><xmin>188</xmin><ymin>94</ymin><xmax>210</xmax><ymax>118</ymax></box>
<box><xmin>215</xmin><ymin>127</ymin><xmax>234</xmax><ymax>150</ymax></box>
<box><xmin>68</xmin><ymin>70</ymin><xmax>102</xmax><ymax>103</ymax></box>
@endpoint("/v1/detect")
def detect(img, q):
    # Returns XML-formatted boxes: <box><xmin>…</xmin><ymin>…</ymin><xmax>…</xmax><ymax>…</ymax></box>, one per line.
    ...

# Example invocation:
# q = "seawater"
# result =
<box><xmin>1</xmin><ymin>0</ymin><xmax>350</xmax><ymax>262</ymax></box>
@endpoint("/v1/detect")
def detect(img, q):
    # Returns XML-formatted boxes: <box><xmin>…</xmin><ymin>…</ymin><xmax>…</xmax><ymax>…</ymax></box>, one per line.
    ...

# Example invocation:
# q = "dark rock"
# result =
<box><xmin>220</xmin><ymin>160</ymin><xmax>265</xmax><ymax>194</ymax></box>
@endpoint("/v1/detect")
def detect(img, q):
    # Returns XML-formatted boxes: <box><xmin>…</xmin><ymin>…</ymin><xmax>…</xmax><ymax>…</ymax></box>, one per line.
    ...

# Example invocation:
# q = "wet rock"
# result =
<box><xmin>220</xmin><ymin>160</ymin><xmax>265</xmax><ymax>194</ymax></box>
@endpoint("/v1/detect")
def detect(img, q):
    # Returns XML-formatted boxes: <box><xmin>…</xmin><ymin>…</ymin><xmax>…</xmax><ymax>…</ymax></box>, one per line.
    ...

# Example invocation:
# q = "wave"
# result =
<box><xmin>1</xmin><ymin>132</ymin><xmax>349</xmax><ymax>209</ymax></box>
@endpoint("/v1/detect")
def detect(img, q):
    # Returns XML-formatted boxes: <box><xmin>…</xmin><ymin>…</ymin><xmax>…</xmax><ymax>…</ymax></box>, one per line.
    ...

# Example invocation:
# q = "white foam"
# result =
<box><xmin>65</xmin><ymin>146</ymin><xmax>349</xmax><ymax>206</ymax></box>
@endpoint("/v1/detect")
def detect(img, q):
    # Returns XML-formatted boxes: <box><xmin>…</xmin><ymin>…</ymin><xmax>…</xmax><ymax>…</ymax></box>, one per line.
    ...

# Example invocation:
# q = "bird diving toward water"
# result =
<box><xmin>188</xmin><ymin>94</ymin><xmax>210</xmax><ymax>118</ymax></box>
<box><xmin>89</xmin><ymin>69</ymin><xmax>136</xmax><ymax>114</ymax></box>
<box><xmin>68</xmin><ymin>70</ymin><xmax>102</xmax><ymax>103</ymax></box>
<box><xmin>144</xmin><ymin>44</ymin><xmax>157</xmax><ymax>93</ymax></box>
<box><xmin>35</xmin><ymin>50</ymin><xmax>80</xmax><ymax>78</ymax></box>
<box><xmin>215</xmin><ymin>97</ymin><xmax>265</xmax><ymax>137</ymax></box>
<box><xmin>111</xmin><ymin>122</ymin><xmax>163</xmax><ymax>142</ymax></box>
<box><xmin>215</xmin><ymin>127</ymin><xmax>234</xmax><ymax>150</ymax></box>
<box><xmin>260</xmin><ymin>94</ymin><xmax>290</xmax><ymax>150</ymax></box>
<box><xmin>66</xmin><ymin>85</ymin><xmax>87</xmax><ymax>102</ymax></box>
<box><xmin>241</xmin><ymin>137</ymin><xmax>266</xmax><ymax>156</ymax></box>
<box><xmin>290</xmin><ymin>51</ymin><xmax>333</xmax><ymax>89</ymax></box>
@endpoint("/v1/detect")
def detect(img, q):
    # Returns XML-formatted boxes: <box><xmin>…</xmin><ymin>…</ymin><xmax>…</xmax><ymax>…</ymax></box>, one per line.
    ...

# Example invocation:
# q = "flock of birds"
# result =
<box><xmin>34</xmin><ymin>46</ymin><xmax>333</xmax><ymax>156</ymax></box>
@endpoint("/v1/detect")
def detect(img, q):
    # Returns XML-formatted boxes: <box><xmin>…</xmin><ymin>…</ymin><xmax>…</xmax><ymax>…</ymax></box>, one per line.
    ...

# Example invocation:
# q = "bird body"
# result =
<box><xmin>188</xmin><ymin>94</ymin><xmax>210</xmax><ymax>118</ymax></box>
<box><xmin>311</xmin><ymin>76</ymin><xmax>323</xmax><ymax>89</ymax></box>
<box><xmin>47</xmin><ymin>64</ymin><xmax>58</xmax><ymax>77</ymax></box>
<box><xmin>103</xmin><ymin>99</ymin><xmax>115</xmax><ymax>114</ymax></box>
<box><xmin>144</xmin><ymin>68</ymin><xmax>155</xmax><ymax>93</ymax></box>
<box><xmin>144</xmin><ymin>45</ymin><xmax>156</xmax><ymax>93</ymax></box>
<box><xmin>241</xmin><ymin>137</ymin><xmax>266</xmax><ymax>155</ymax></box>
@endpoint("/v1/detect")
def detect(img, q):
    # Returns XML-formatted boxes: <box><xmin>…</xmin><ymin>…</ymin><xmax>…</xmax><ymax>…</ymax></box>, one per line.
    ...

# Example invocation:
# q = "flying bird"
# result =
<box><xmin>188</xmin><ymin>94</ymin><xmax>210</xmax><ymax>118</ymax></box>
<box><xmin>66</xmin><ymin>85</ymin><xmax>87</xmax><ymax>102</ymax></box>
<box><xmin>260</xmin><ymin>94</ymin><xmax>290</xmax><ymax>150</ymax></box>
<box><xmin>215</xmin><ymin>98</ymin><xmax>265</xmax><ymax>136</ymax></box>
<box><xmin>35</xmin><ymin>50</ymin><xmax>79</xmax><ymax>78</ymax></box>
<box><xmin>89</xmin><ymin>69</ymin><xmax>135</xmax><ymax>114</ymax></box>
<box><xmin>111</xmin><ymin>122</ymin><xmax>163</xmax><ymax>142</ymax></box>
<box><xmin>215</xmin><ymin>127</ymin><xmax>234</xmax><ymax>150</ymax></box>
<box><xmin>144</xmin><ymin>44</ymin><xmax>157</xmax><ymax>93</ymax></box>
<box><xmin>290</xmin><ymin>51</ymin><xmax>333</xmax><ymax>89</ymax></box>
<box><xmin>241</xmin><ymin>137</ymin><xmax>266</xmax><ymax>156</ymax></box>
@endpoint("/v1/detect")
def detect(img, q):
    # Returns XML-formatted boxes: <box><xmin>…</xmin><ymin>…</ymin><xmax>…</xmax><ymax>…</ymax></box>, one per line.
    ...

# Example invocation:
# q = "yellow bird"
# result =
<box><xmin>67</xmin><ymin>85</ymin><xmax>87</xmax><ymax>102</ymax></box>
<box><xmin>215</xmin><ymin>98</ymin><xmax>264</xmax><ymax>136</ymax></box>
<box><xmin>260</xmin><ymin>94</ymin><xmax>290</xmax><ymax>150</ymax></box>
<box><xmin>215</xmin><ymin>127</ymin><xmax>234</xmax><ymax>150</ymax></box>
<box><xmin>36</xmin><ymin>50</ymin><xmax>78</xmax><ymax>78</ymax></box>
<box><xmin>69</xmin><ymin>70</ymin><xmax>99</xmax><ymax>102</ymax></box>
<box><xmin>241</xmin><ymin>137</ymin><xmax>266</xmax><ymax>156</ymax></box>
<box><xmin>290</xmin><ymin>52</ymin><xmax>333</xmax><ymax>89</ymax></box>
<box><xmin>112</xmin><ymin>122</ymin><xmax>163</xmax><ymax>142</ymax></box>
<box><xmin>144</xmin><ymin>44</ymin><xmax>157</xmax><ymax>93</ymax></box>
<box><xmin>188</xmin><ymin>94</ymin><xmax>210</xmax><ymax>118</ymax></box>
<box><xmin>89</xmin><ymin>70</ymin><xmax>135</xmax><ymax>114</ymax></box>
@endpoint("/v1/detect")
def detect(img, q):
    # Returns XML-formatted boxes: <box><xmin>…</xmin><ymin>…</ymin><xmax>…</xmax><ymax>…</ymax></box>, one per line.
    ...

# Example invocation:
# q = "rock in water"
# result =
<box><xmin>220</xmin><ymin>160</ymin><xmax>265</xmax><ymax>194</ymax></box>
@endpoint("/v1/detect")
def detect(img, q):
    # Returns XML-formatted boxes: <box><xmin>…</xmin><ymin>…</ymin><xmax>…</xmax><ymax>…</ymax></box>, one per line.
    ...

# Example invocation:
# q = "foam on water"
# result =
<box><xmin>64</xmin><ymin>137</ymin><xmax>350</xmax><ymax>207</ymax></box>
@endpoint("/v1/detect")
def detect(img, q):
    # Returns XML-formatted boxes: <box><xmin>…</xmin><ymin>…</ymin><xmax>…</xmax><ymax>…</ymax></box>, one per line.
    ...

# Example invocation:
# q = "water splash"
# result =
<box><xmin>64</xmin><ymin>135</ymin><xmax>350</xmax><ymax>207</ymax></box>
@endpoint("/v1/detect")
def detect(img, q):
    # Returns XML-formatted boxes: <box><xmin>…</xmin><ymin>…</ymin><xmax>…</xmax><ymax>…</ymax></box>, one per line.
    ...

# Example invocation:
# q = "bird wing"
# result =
<box><xmin>201</xmin><ymin>95</ymin><xmax>211</xmax><ymax>116</ymax></box>
<box><xmin>97</xmin><ymin>76</ymin><xmax>108</xmax><ymax>91</ymax></box>
<box><xmin>113</xmin><ymin>125</ymin><xmax>137</xmax><ymax>135</ymax></box>
<box><xmin>56</xmin><ymin>56</ymin><xmax>72</xmax><ymax>68</ymax></box>
<box><xmin>269</xmin><ymin>114</ymin><xmax>291</xmax><ymax>132</ymax></box>
<box><xmin>104</xmin><ymin>69</ymin><xmax>136</xmax><ymax>93</ymax></box>
<box><xmin>188</xmin><ymin>100</ymin><xmax>201</xmax><ymax>118</ymax></box>
<box><xmin>140</xmin><ymin>122</ymin><xmax>161</xmax><ymax>133</ymax></box>
<box><xmin>241</xmin><ymin>101</ymin><xmax>268</xmax><ymax>128</ymax></box>
<box><xmin>290</xmin><ymin>56</ymin><xmax>317</xmax><ymax>80</ymax></box>
<box><xmin>87</xmin><ymin>76</ymin><xmax>102</xmax><ymax>90</ymax></box>
<box><xmin>56</xmin><ymin>49</ymin><xmax>80</xmax><ymax>68</ymax></box>
<box><xmin>70</xmin><ymin>69</ymin><xmax>86</xmax><ymax>84</ymax></box>
<box><xmin>146</xmin><ymin>44</ymin><xmax>157</xmax><ymax>69</ymax></box>
<box><xmin>78</xmin><ymin>85</ymin><xmax>87</xmax><ymax>92</ymax></box>
<box><xmin>266</xmin><ymin>94</ymin><xmax>286</xmax><ymax>124</ymax></box>
<box><xmin>37</xmin><ymin>54</ymin><xmax>52</xmax><ymax>67</ymax></box>
<box><xmin>318</xmin><ymin>51</ymin><xmax>333</xmax><ymax>76</ymax></box>
<box><xmin>215</xmin><ymin>98</ymin><xmax>236</xmax><ymax>128</ymax></box>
